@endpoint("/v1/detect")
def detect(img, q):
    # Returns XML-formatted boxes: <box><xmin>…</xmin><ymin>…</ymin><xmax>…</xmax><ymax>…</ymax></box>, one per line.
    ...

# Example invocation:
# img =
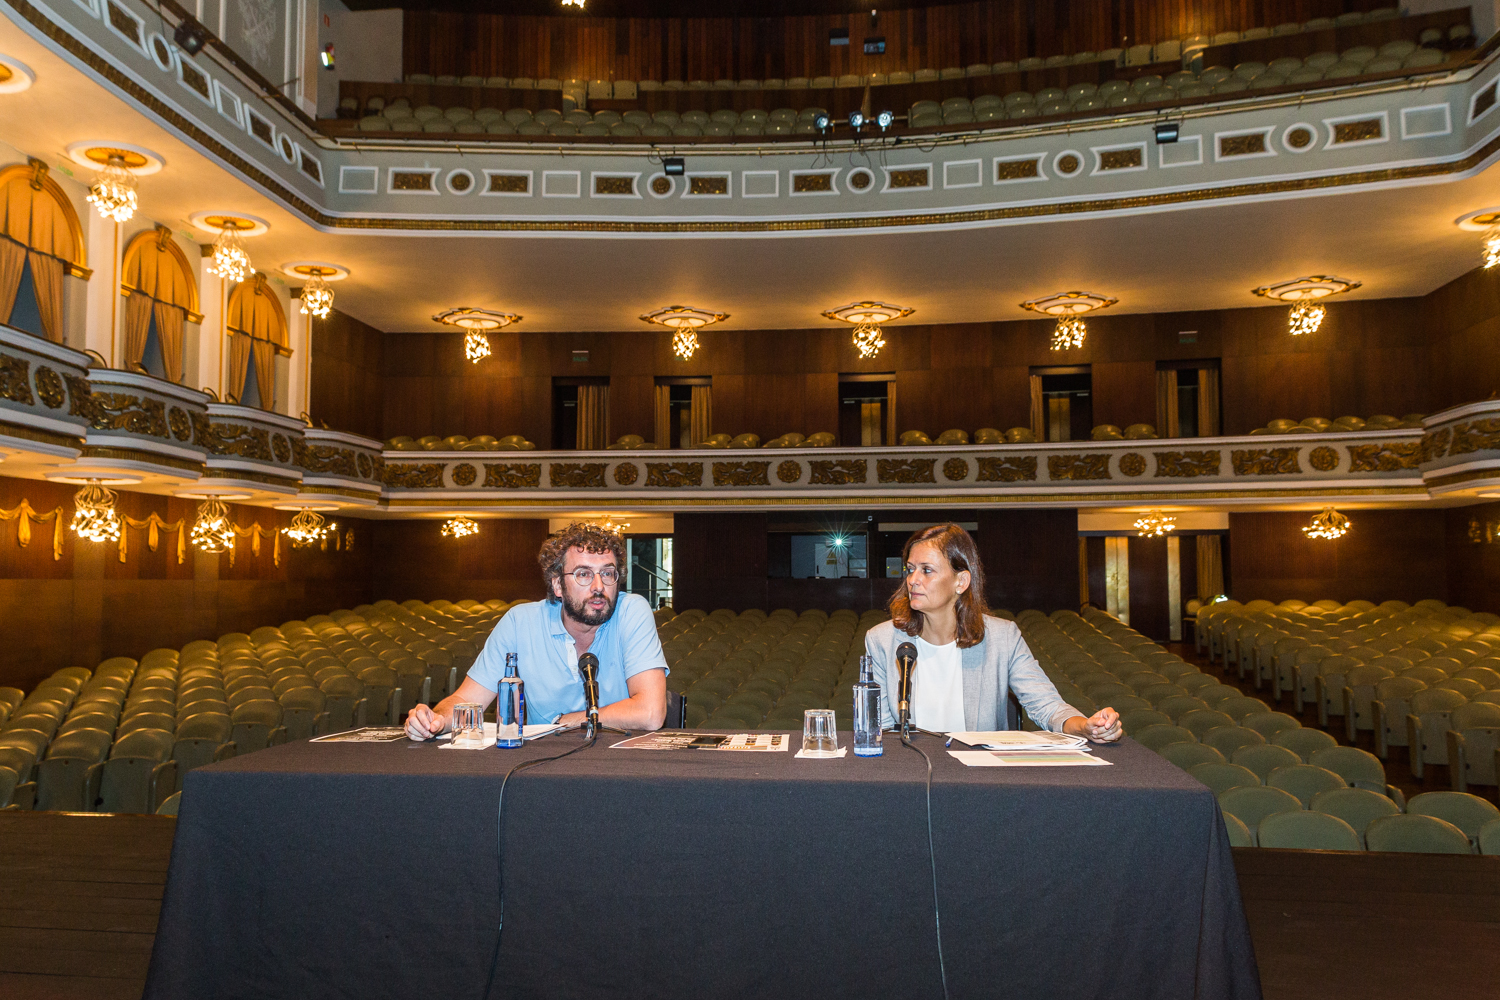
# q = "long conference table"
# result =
<box><xmin>142</xmin><ymin>731</ymin><xmax>1261</xmax><ymax>1000</ymax></box>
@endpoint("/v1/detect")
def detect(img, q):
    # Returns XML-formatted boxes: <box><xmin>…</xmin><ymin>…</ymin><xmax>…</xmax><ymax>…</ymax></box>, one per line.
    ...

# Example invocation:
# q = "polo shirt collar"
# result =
<box><xmin>546</xmin><ymin>599</ymin><xmax>568</xmax><ymax>637</ymax></box>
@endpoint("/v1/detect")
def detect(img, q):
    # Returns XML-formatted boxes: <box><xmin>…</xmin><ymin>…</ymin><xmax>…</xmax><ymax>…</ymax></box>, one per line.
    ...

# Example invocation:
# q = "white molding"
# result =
<box><xmin>1157</xmin><ymin>135</ymin><xmax>1203</xmax><ymax>168</ymax></box>
<box><xmin>338</xmin><ymin>165</ymin><xmax>378</xmax><ymax>195</ymax></box>
<box><xmin>942</xmin><ymin>159</ymin><xmax>983</xmax><ymax>189</ymax></box>
<box><xmin>1401</xmin><ymin>103</ymin><xmax>1453</xmax><ymax>140</ymax></box>
<box><xmin>541</xmin><ymin>170</ymin><xmax>581</xmax><ymax>198</ymax></box>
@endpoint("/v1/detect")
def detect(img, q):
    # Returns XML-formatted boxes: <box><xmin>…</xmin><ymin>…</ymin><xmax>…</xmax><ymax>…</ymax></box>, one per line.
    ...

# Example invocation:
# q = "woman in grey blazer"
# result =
<box><xmin>865</xmin><ymin>523</ymin><xmax>1122</xmax><ymax>740</ymax></box>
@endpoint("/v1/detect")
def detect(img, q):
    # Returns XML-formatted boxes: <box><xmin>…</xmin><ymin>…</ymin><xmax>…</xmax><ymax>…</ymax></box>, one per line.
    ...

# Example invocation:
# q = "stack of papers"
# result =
<box><xmin>945</xmin><ymin>731</ymin><xmax>1089</xmax><ymax>751</ymax></box>
<box><xmin>437</xmin><ymin>722</ymin><xmax>565</xmax><ymax>749</ymax></box>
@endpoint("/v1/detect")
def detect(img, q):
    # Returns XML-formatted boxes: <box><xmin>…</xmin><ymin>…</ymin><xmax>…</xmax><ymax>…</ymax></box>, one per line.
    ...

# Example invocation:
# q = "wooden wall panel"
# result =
<box><xmin>310</xmin><ymin>308</ymin><xmax>385</xmax><ymax>441</ymax></box>
<box><xmin>1127</xmin><ymin>534</ymin><xmax>1170</xmax><ymax>641</ymax></box>
<box><xmin>400</xmin><ymin>1</ymin><xmax>1392</xmax><ymax>82</ymax></box>
<box><xmin>1227</xmin><ymin>510</ymin><xmax>1449</xmax><ymax>606</ymax></box>
<box><xmin>673</xmin><ymin>512</ymin><xmax>770</xmax><ymax>611</ymax></box>
<box><xmin>974</xmin><ymin>509</ymin><xmax>1081</xmax><ymax>612</ymax></box>
<box><xmin>368</xmin><ymin>517</ymin><xmax>551</xmax><ymax>604</ymax></box>
<box><xmin>1444</xmin><ymin>502</ymin><xmax>1500</xmax><ymax>615</ymax></box>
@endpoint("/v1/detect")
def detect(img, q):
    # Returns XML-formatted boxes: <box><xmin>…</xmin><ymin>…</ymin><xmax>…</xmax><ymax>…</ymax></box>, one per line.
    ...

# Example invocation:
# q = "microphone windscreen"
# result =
<box><xmin>579</xmin><ymin>652</ymin><xmax>599</xmax><ymax>671</ymax></box>
<box><xmin>896</xmin><ymin>642</ymin><xmax>917</xmax><ymax>663</ymax></box>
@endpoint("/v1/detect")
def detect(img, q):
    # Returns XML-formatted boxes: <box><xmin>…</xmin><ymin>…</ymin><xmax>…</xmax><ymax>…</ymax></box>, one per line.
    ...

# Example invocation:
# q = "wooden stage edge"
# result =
<box><xmin>1</xmin><ymin>811</ymin><xmax>1498</xmax><ymax>1000</ymax></box>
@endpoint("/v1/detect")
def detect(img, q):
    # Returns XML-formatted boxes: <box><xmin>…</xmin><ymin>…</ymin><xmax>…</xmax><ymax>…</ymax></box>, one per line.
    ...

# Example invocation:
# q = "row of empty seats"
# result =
<box><xmin>1249</xmin><ymin>414</ymin><xmax>1426</xmax><ymax>434</ymax></box>
<box><xmin>388</xmin><ymin>434</ymin><xmax>537</xmax><ymax>451</ymax></box>
<box><xmin>1196</xmin><ymin>599</ymin><xmax>1500</xmax><ymax>794</ymax></box>
<box><xmin>355</xmin><ymin>100</ymin><xmax>843</xmax><ymax>136</ymax></box>
<box><xmin>0</xmin><ymin>599</ymin><xmax>513</xmax><ymax>813</ymax></box>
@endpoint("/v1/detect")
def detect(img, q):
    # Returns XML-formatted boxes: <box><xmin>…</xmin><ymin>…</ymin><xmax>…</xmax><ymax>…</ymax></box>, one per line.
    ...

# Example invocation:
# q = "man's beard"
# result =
<box><xmin>562</xmin><ymin>587</ymin><xmax>616</xmax><ymax>627</ymax></box>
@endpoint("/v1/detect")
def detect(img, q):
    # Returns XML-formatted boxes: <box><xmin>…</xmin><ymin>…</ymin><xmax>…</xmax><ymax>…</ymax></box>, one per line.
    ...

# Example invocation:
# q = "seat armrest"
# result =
<box><xmin>1446</xmin><ymin>729</ymin><xmax>1468</xmax><ymax>792</ymax></box>
<box><xmin>1372</xmin><ymin>700</ymin><xmax>1389</xmax><ymax>759</ymax></box>
<box><xmin>150</xmin><ymin>759</ymin><xmax>178</xmax><ymax>809</ymax></box>
<box><xmin>1406</xmin><ymin>713</ymin><xmax>1424</xmax><ymax>780</ymax></box>
<box><xmin>1342</xmin><ymin>686</ymin><xmax>1356</xmax><ymax>743</ymax></box>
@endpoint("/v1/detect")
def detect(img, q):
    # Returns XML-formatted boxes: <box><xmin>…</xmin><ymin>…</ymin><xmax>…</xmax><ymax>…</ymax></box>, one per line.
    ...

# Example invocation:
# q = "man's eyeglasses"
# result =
<box><xmin>568</xmin><ymin>566</ymin><xmax>619</xmax><ymax>587</ymax></box>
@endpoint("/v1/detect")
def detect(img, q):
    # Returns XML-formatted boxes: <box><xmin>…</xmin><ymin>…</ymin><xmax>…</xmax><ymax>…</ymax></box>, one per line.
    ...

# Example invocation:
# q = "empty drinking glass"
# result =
<box><xmin>451</xmin><ymin>702</ymin><xmax>485</xmax><ymax>747</ymax></box>
<box><xmin>802</xmin><ymin>709</ymin><xmax>839</xmax><ymax>757</ymax></box>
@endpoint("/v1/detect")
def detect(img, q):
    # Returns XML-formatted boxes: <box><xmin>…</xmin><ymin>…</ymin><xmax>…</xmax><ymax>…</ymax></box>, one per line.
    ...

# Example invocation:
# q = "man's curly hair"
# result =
<box><xmin>538</xmin><ymin>522</ymin><xmax>626</xmax><ymax>601</ymax></box>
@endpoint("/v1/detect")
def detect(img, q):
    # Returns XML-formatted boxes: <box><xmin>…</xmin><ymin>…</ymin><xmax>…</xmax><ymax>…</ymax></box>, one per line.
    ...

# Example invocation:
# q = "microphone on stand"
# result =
<box><xmin>578</xmin><ymin>652</ymin><xmax>601</xmax><ymax>739</ymax></box>
<box><xmin>896</xmin><ymin>641</ymin><xmax>917</xmax><ymax>737</ymax></box>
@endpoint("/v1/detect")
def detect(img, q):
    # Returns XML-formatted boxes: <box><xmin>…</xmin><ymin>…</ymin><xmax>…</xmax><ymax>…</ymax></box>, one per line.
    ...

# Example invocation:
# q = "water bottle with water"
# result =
<box><xmin>496</xmin><ymin>652</ymin><xmax>525</xmax><ymax>748</ymax></box>
<box><xmin>853</xmin><ymin>655</ymin><xmax>883</xmax><ymax>757</ymax></box>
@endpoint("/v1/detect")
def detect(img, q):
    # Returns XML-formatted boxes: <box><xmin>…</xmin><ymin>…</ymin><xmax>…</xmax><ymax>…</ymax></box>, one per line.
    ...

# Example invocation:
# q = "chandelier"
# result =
<box><xmin>1303</xmin><ymin>507</ymin><xmax>1350</xmax><ymax>540</ymax></box>
<box><xmin>1252</xmin><ymin>276</ymin><xmax>1360</xmax><ymax>336</ymax></box>
<box><xmin>190</xmin><ymin>496</ymin><xmax>236</xmax><ymax>553</ymax></box>
<box><xmin>1020</xmin><ymin>291</ymin><xmax>1118</xmax><ymax>352</ymax></box>
<box><xmin>206</xmin><ymin>223</ymin><xmax>251</xmax><ymax>283</ymax></box>
<box><xmin>441</xmin><ymin>516</ymin><xmax>480</xmax><ymax>538</ymax></box>
<box><xmin>283</xmin><ymin>509</ymin><xmax>333</xmax><ymax>547</ymax></box>
<box><xmin>1134</xmin><ymin>510</ymin><xmax>1176</xmax><ymax>537</ymax></box>
<box><xmin>821</xmin><ymin>301</ymin><xmax>914</xmax><ymax>360</ymax></box>
<box><xmin>561</xmin><ymin>0</ymin><xmax>584</xmax><ymax>7</ymax></box>
<box><xmin>299</xmin><ymin>268</ymin><xmax>337</xmax><ymax>319</ymax></box>
<box><xmin>640</xmin><ymin>305</ymin><xmax>730</xmax><ymax>361</ymax></box>
<box><xmin>434</xmin><ymin>308</ymin><xmax>521</xmax><ymax>364</ymax></box>
<box><xmin>1288</xmin><ymin>302</ymin><xmax>1326</xmax><ymax>336</ymax></box>
<box><xmin>86</xmin><ymin>153</ymin><xmax>137</xmax><ymax>223</ymax></box>
<box><xmin>597</xmin><ymin>518</ymin><xmax>630</xmax><ymax>534</ymax></box>
<box><xmin>70</xmin><ymin>480</ymin><xmax>121</xmax><ymax>543</ymax></box>
<box><xmin>1484</xmin><ymin>224</ymin><xmax>1500</xmax><ymax>270</ymax></box>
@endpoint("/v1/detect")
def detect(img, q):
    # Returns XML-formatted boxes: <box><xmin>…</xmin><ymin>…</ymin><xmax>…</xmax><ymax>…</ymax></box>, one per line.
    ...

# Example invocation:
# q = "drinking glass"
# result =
<box><xmin>451</xmin><ymin>702</ymin><xmax>485</xmax><ymax>747</ymax></box>
<box><xmin>802</xmin><ymin>709</ymin><xmax>839</xmax><ymax>757</ymax></box>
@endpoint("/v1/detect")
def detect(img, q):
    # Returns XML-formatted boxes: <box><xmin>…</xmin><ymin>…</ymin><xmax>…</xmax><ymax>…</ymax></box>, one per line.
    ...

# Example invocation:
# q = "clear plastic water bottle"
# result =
<box><xmin>853</xmin><ymin>655</ymin><xmax>883</xmax><ymax>757</ymax></box>
<box><xmin>496</xmin><ymin>653</ymin><xmax>525</xmax><ymax>748</ymax></box>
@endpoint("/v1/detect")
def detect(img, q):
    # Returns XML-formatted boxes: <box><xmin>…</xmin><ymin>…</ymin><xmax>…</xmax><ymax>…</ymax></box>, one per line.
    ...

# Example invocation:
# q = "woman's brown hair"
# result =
<box><xmin>888</xmin><ymin>523</ymin><xmax>990</xmax><ymax>648</ymax></box>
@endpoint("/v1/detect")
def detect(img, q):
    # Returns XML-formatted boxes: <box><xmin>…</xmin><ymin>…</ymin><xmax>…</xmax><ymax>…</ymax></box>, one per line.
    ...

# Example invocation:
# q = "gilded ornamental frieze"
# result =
<box><xmin>384</xmin><ymin>463</ymin><xmax>445</xmax><ymax>489</ymax></box>
<box><xmin>1153</xmin><ymin>451</ymin><xmax>1222</xmax><ymax>478</ymax></box>
<box><xmin>942</xmin><ymin>458</ymin><xmax>969</xmax><ymax>481</ymax></box>
<box><xmin>292</xmin><ymin>439</ymin><xmax>358</xmax><ymax>477</ymax></box>
<box><xmin>191</xmin><ymin>414</ymin><xmax>273</xmax><ymax>461</ymax></box>
<box><xmin>646</xmin><ymin>462</ymin><xmax>704</xmax><ymax>487</ymax></box>
<box><xmin>977</xmin><ymin>456</ymin><xmax>1038</xmax><ymax>482</ymax></box>
<box><xmin>549</xmin><ymin>463</ymin><xmax>607</xmax><ymax>488</ymax></box>
<box><xmin>1347</xmin><ymin>442</ymin><xmax>1422</xmax><ymax>472</ymax></box>
<box><xmin>0</xmin><ymin>353</ymin><xmax>32</xmax><ymax>406</ymax></box>
<box><xmin>450</xmin><ymin>463</ymin><xmax>477</xmax><ymax>487</ymax></box>
<box><xmin>877</xmin><ymin>459</ymin><xmax>936</xmax><ymax>484</ymax></box>
<box><xmin>1307</xmin><ymin>446</ymin><xmax>1340</xmax><ymax>472</ymax></box>
<box><xmin>33</xmin><ymin>368</ymin><xmax>65</xmax><ymax>410</ymax></box>
<box><xmin>809</xmin><ymin>459</ymin><xmax>867</xmax><ymax>485</ymax></box>
<box><xmin>89</xmin><ymin>393</ymin><xmax>168</xmax><ymax>438</ymax></box>
<box><xmin>1448</xmin><ymin>419</ymin><xmax>1500</xmax><ymax>456</ymax></box>
<box><xmin>713</xmin><ymin>461</ymin><xmax>770</xmax><ymax>487</ymax></box>
<box><xmin>1047</xmin><ymin>454</ymin><xmax>1111</xmax><ymax>481</ymax></box>
<box><xmin>613</xmin><ymin>463</ymin><xmax>639</xmax><ymax>486</ymax></box>
<box><xmin>1231</xmin><ymin>448</ymin><xmax>1302</xmax><ymax>476</ymax></box>
<box><xmin>484</xmin><ymin>463</ymin><xmax>542</xmax><ymax>488</ymax></box>
<box><xmin>1118</xmin><ymin>453</ymin><xmax>1146</xmax><ymax>477</ymax></box>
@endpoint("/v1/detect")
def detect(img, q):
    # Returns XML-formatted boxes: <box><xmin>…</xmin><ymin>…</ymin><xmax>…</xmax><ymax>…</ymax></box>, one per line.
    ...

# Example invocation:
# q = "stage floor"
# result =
<box><xmin>2</xmin><ymin>810</ymin><xmax>1497</xmax><ymax>1000</ymax></box>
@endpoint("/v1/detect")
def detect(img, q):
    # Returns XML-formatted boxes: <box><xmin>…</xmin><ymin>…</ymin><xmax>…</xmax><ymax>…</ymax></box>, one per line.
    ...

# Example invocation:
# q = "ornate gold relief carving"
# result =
<box><xmin>888</xmin><ymin>168</ymin><xmax>929</xmax><ymax>189</ymax></box>
<box><xmin>489</xmin><ymin>173</ymin><xmax>529</xmax><ymax>194</ymax></box>
<box><xmin>646</xmin><ymin>461</ymin><xmax>703</xmax><ymax>487</ymax></box>
<box><xmin>1420</xmin><ymin>428</ymin><xmax>1452</xmax><ymax>463</ymax></box>
<box><xmin>391</xmin><ymin>171</ymin><xmax>434</xmax><ymax>191</ymax></box>
<box><xmin>713</xmin><ymin>461</ymin><xmax>770</xmax><ymax>486</ymax></box>
<box><xmin>272</xmin><ymin>433</ymin><xmax>292</xmax><ymax>463</ymax></box>
<box><xmin>1308</xmin><ymin>446</ymin><xmax>1340</xmax><ymax>472</ymax></box>
<box><xmin>484</xmin><ymin>463</ymin><xmax>541</xmax><ymax>488</ymax></box>
<box><xmin>1119</xmin><ymin>453</ymin><xmax>1146</xmax><ymax>477</ymax></box>
<box><xmin>877</xmin><ymin>458</ymin><xmax>936</xmax><ymax>484</ymax></box>
<box><xmin>357</xmin><ymin>453</ymin><xmax>373</xmax><ymax>479</ymax></box>
<box><xmin>976</xmin><ymin>456</ymin><xmax>1038</xmax><ymax>482</ymax></box>
<box><xmin>614</xmin><ymin>462</ymin><xmax>639</xmax><ymax>486</ymax></box>
<box><xmin>91</xmin><ymin>393</ymin><xmax>168</xmax><ymax>437</ymax></box>
<box><xmin>1153</xmin><ymin>450</ymin><xmax>1222</xmax><ymax>478</ymax></box>
<box><xmin>191</xmin><ymin>414</ymin><xmax>272</xmax><ymax>460</ymax></box>
<box><xmin>0</xmin><ymin>353</ymin><xmax>34</xmax><ymax>405</ymax></box>
<box><xmin>1231</xmin><ymin>447</ymin><xmax>1302</xmax><ymax>476</ymax></box>
<box><xmin>167</xmin><ymin>406</ymin><xmax>192</xmax><ymax>441</ymax></box>
<box><xmin>33</xmin><ymin>367</ymin><xmax>64</xmax><ymax>409</ymax></box>
<box><xmin>294</xmin><ymin>441</ymin><xmax>357</xmax><ymax>476</ymax></box>
<box><xmin>64</xmin><ymin>374</ymin><xmax>95</xmax><ymax>420</ymax></box>
<box><xmin>1219</xmin><ymin>133</ymin><xmax>1267</xmax><ymax>157</ymax></box>
<box><xmin>688</xmin><ymin>176</ymin><xmax>728</xmax><ymax>195</ymax></box>
<box><xmin>451</xmin><ymin>463</ymin><xmax>477</xmax><ymax>486</ymax></box>
<box><xmin>943</xmin><ymin>458</ymin><xmax>969</xmax><ymax>481</ymax></box>
<box><xmin>650</xmin><ymin>177</ymin><xmax>671</xmax><ymax>195</ymax></box>
<box><xmin>594</xmin><ymin>175</ymin><xmax>634</xmax><ymax>196</ymax></box>
<box><xmin>1448</xmin><ymin>419</ymin><xmax>1500</xmax><ymax>456</ymax></box>
<box><xmin>809</xmin><ymin>459</ymin><xmax>867</xmax><ymax>485</ymax></box>
<box><xmin>550</xmin><ymin>463</ymin><xmax>607</xmax><ymax>488</ymax></box>
<box><xmin>777</xmin><ymin>460</ymin><xmax>802</xmax><ymax>484</ymax></box>
<box><xmin>1099</xmin><ymin>147</ymin><xmax>1144</xmax><ymax>170</ymax></box>
<box><xmin>1333</xmin><ymin>119</ymin><xmax>1383</xmax><ymax>143</ymax></box>
<box><xmin>384</xmin><ymin>462</ymin><xmax>445</xmax><ymax>488</ymax></box>
<box><xmin>1047</xmin><ymin>454</ymin><xmax>1112</xmax><ymax>481</ymax></box>
<box><xmin>792</xmin><ymin>173</ymin><xmax>833</xmax><ymax>193</ymax></box>
<box><xmin>995</xmin><ymin>159</ymin><xmax>1040</xmax><ymax>181</ymax></box>
<box><xmin>1347</xmin><ymin>442</ymin><xmax>1422</xmax><ymax>472</ymax></box>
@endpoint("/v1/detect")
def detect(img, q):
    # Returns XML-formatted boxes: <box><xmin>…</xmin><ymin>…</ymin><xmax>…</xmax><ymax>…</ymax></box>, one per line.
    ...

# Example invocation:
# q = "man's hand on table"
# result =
<box><xmin>405</xmin><ymin>703</ymin><xmax>448</xmax><ymax>741</ymax></box>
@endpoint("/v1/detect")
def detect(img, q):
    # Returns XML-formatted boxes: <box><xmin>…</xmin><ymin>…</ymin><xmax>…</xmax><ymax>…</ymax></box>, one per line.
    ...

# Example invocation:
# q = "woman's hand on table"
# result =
<box><xmin>1065</xmin><ymin>707</ymin><xmax>1122</xmax><ymax>743</ymax></box>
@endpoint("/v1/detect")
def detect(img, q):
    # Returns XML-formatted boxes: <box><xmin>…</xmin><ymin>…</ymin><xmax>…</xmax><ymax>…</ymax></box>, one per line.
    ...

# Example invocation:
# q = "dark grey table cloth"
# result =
<box><xmin>143</xmin><ymin>734</ymin><xmax>1260</xmax><ymax>1000</ymax></box>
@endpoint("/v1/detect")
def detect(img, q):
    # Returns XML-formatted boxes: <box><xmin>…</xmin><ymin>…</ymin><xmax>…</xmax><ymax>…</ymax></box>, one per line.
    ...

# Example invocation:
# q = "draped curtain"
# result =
<box><xmin>1028</xmin><ymin>374</ymin><xmax>1045</xmax><ymax>441</ymax></box>
<box><xmin>153</xmin><ymin>302</ymin><xmax>186</xmax><ymax>384</ymax></box>
<box><xmin>226</xmin><ymin>273</ymin><xmax>288</xmax><ymax>410</ymax></box>
<box><xmin>0</xmin><ymin>164</ymin><xmax>86</xmax><ymax>344</ymax></box>
<box><xmin>576</xmin><ymin>384</ymin><xmax>609</xmax><ymax>450</ymax></box>
<box><xmin>121</xmin><ymin>226</ymin><xmax>197</xmax><ymax>380</ymax></box>
<box><xmin>0</xmin><ymin>238</ymin><xmax>24</xmax><ymax>322</ymax></box>
<box><xmin>1155</xmin><ymin>369</ymin><xmax>1180</xmax><ymax>438</ymax></box>
<box><xmin>1196</xmin><ymin>534</ymin><xmax>1225</xmax><ymax>601</ymax></box>
<box><xmin>250</xmin><ymin>340</ymin><xmax>277</xmax><ymax>410</ymax></box>
<box><xmin>1198</xmin><ymin>367</ymin><xmax>1222</xmax><ymax>437</ymax></box>
<box><xmin>653</xmin><ymin>384</ymin><xmax>671</xmax><ymax>449</ymax></box>
<box><xmin>689</xmin><ymin>384</ymin><xmax>712</xmax><ymax>446</ymax></box>
<box><xmin>226</xmin><ymin>333</ymin><xmax>253</xmax><ymax>405</ymax></box>
<box><xmin>123</xmin><ymin>291</ymin><xmax>154</xmax><ymax>372</ymax></box>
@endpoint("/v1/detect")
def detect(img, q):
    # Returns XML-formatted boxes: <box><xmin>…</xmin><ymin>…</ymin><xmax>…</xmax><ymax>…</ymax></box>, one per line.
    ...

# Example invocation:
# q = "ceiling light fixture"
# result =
<box><xmin>561</xmin><ymin>0</ymin><xmax>585</xmax><ymax>7</ymax></box>
<box><xmin>85</xmin><ymin>152</ymin><xmax>138</xmax><ymax>223</ymax></box>
<box><xmin>597</xmin><ymin>518</ymin><xmax>630</xmax><ymax>535</ymax></box>
<box><xmin>283</xmin><ymin>508</ymin><xmax>334</xmax><ymax>547</ymax></box>
<box><xmin>298</xmin><ymin>268</ymin><xmax>336</xmax><ymax>319</ymax></box>
<box><xmin>1251</xmin><ymin>276</ymin><xmax>1360</xmax><ymax>336</ymax></box>
<box><xmin>204</xmin><ymin>219</ymin><xmax>256</xmax><ymax>283</ymax></box>
<box><xmin>1020</xmin><ymin>291</ymin><xmax>1119</xmax><ymax>351</ymax></box>
<box><xmin>441</xmin><ymin>516</ymin><xmax>480</xmax><ymax>538</ymax></box>
<box><xmin>640</xmin><ymin>305</ymin><xmax>730</xmax><ymax>360</ymax></box>
<box><xmin>1134</xmin><ymin>510</ymin><xmax>1177</xmax><ymax>537</ymax></box>
<box><xmin>822</xmin><ymin>301</ymin><xmax>915</xmax><ymax>359</ymax></box>
<box><xmin>1484</xmin><ymin>224</ymin><xmax>1500</xmax><ymax>270</ymax></box>
<box><xmin>434</xmin><ymin>307</ymin><xmax>521</xmax><ymax>364</ymax></box>
<box><xmin>70</xmin><ymin>479</ymin><xmax>121</xmax><ymax>543</ymax></box>
<box><xmin>174</xmin><ymin>17</ymin><xmax>211</xmax><ymax>57</ymax></box>
<box><xmin>1303</xmin><ymin>506</ymin><xmax>1351</xmax><ymax>540</ymax></box>
<box><xmin>190</xmin><ymin>496</ymin><xmax>236</xmax><ymax>553</ymax></box>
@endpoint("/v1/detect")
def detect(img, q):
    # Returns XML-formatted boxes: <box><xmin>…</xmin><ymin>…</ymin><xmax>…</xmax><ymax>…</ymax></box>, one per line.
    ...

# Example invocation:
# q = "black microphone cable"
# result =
<box><xmin>482</xmin><ymin>728</ymin><xmax>598</xmax><ymax>1000</ymax></box>
<box><xmin>900</xmin><ymin>729</ymin><xmax>951</xmax><ymax>1000</ymax></box>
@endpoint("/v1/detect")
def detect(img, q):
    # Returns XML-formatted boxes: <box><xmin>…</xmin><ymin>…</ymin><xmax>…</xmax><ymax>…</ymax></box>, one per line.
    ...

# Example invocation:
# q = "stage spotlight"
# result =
<box><xmin>848</xmin><ymin>111</ymin><xmax>864</xmax><ymax>129</ymax></box>
<box><xmin>1154</xmin><ymin>122</ymin><xmax>1179</xmax><ymax>144</ymax></box>
<box><xmin>876</xmin><ymin>110</ymin><xmax>893</xmax><ymax>130</ymax></box>
<box><xmin>814</xmin><ymin>113</ymin><xmax>831</xmax><ymax>132</ymax></box>
<box><xmin>663</xmin><ymin>157</ymin><xmax>685</xmax><ymax>175</ymax></box>
<box><xmin>174</xmin><ymin>17</ymin><xmax>210</xmax><ymax>57</ymax></box>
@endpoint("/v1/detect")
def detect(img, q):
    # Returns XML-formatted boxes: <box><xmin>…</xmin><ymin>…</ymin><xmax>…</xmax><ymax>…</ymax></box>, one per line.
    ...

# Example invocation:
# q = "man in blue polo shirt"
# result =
<box><xmin>404</xmin><ymin>522</ymin><xmax>668</xmax><ymax>738</ymax></box>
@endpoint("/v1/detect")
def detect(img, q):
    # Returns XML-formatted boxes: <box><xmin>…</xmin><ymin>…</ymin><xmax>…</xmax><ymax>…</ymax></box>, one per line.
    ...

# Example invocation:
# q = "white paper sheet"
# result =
<box><xmin>437</xmin><ymin>722</ymin><xmax>564</xmax><ymax>749</ymax></box>
<box><xmin>946</xmin><ymin>731</ymin><xmax>1089</xmax><ymax>751</ymax></box>
<box><xmin>949</xmin><ymin>749</ymin><xmax>1110</xmax><ymax>767</ymax></box>
<box><xmin>794</xmin><ymin>746</ymin><xmax>848</xmax><ymax>759</ymax></box>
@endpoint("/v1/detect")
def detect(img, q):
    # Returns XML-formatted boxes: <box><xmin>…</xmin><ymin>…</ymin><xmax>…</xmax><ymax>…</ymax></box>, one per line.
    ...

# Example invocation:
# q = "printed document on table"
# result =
<box><xmin>311</xmin><ymin>727</ymin><xmax>407</xmax><ymax>743</ymax></box>
<box><xmin>438</xmin><ymin>722</ymin><xmax>564</xmax><ymax>748</ymax></box>
<box><xmin>611</xmin><ymin>732</ymin><xmax>791</xmax><ymax>751</ymax></box>
<box><xmin>946</xmin><ymin>731</ymin><xmax>1089</xmax><ymax>751</ymax></box>
<box><xmin>949</xmin><ymin>749</ymin><xmax>1110</xmax><ymax>767</ymax></box>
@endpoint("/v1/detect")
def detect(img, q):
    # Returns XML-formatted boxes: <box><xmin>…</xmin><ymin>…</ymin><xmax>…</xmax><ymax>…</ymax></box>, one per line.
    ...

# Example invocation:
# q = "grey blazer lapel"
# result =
<box><xmin>961</xmin><ymin>641</ymin><xmax>985</xmax><ymax>732</ymax></box>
